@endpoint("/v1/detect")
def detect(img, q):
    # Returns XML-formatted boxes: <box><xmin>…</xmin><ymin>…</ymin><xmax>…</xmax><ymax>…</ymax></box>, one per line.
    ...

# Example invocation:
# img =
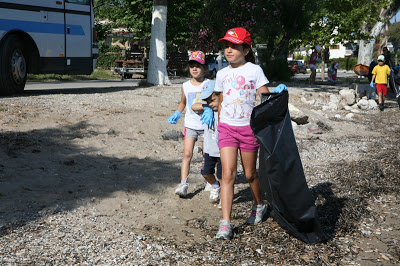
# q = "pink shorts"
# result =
<box><xmin>376</xmin><ymin>84</ymin><xmax>387</xmax><ymax>95</ymax></box>
<box><xmin>218</xmin><ymin>122</ymin><xmax>260</xmax><ymax>152</ymax></box>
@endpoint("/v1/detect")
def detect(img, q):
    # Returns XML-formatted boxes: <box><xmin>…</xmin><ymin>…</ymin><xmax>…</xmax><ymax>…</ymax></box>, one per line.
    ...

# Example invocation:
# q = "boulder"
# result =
<box><xmin>162</xmin><ymin>130</ymin><xmax>184</xmax><ymax>141</ymax></box>
<box><xmin>289</xmin><ymin>103</ymin><xmax>309</xmax><ymax>125</ymax></box>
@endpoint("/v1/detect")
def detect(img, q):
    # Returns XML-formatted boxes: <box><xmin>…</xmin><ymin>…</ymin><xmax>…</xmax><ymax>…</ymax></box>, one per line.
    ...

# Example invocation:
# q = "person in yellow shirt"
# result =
<box><xmin>371</xmin><ymin>55</ymin><xmax>391</xmax><ymax>111</ymax></box>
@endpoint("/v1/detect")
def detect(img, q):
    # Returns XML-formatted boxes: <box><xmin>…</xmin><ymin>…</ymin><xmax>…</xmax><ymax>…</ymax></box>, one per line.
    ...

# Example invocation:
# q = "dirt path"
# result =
<box><xmin>0</xmin><ymin>81</ymin><xmax>399</xmax><ymax>264</ymax></box>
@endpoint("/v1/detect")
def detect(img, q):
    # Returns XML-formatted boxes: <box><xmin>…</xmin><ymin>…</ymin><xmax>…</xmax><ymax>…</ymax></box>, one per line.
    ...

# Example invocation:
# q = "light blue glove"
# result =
<box><xmin>168</xmin><ymin>110</ymin><xmax>181</xmax><ymax>124</ymax></box>
<box><xmin>201</xmin><ymin>106</ymin><xmax>214</xmax><ymax>129</ymax></box>
<box><xmin>370</xmin><ymin>82</ymin><xmax>374</xmax><ymax>88</ymax></box>
<box><xmin>272</xmin><ymin>84</ymin><xmax>288</xmax><ymax>93</ymax></box>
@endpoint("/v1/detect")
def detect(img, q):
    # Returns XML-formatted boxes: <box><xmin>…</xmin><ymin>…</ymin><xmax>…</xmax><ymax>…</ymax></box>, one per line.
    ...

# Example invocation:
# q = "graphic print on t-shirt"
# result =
<box><xmin>222</xmin><ymin>73</ymin><xmax>256</xmax><ymax>119</ymax></box>
<box><xmin>187</xmin><ymin>91</ymin><xmax>201</xmax><ymax>114</ymax></box>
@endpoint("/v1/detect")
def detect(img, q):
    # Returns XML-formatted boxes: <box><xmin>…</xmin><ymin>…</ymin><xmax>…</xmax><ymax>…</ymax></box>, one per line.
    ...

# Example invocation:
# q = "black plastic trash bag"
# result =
<box><xmin>250</xmin><ymin>91</ymin><xmax>324</xmax><ymax>244</ymax></box>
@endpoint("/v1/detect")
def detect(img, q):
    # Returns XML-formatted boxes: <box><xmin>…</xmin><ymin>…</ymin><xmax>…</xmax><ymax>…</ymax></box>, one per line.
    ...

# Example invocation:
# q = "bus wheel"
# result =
<box><xmin>0</xmin><ymin>35</ymin><xmax>27</xmax><ymax>95</ymax></box>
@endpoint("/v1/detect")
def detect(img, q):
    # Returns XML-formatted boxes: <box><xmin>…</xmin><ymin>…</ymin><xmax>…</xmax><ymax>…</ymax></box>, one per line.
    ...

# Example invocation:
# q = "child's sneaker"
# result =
<box><xmin>204</xmin><ymin>182</ymin><xmax>212</xmax><ymax>192</ymax></box>
<box><xmin>246</xmin><ymin>204</ymin><xmax>267</xmax><ymax>225</ymax></box>
<box><xmin>209</xmin><ymin>186</ymin><xmax>220</xmax><ymax>203</ymax></box>
<box><xmin>215</xmin><ymin>219</ymin><xmax>233</xmax><ymax>240</ymax></box>
<box><xmin>175</xmin><ymin>183</ymin><xmax>188</xmax><ymax>197</ymax></box>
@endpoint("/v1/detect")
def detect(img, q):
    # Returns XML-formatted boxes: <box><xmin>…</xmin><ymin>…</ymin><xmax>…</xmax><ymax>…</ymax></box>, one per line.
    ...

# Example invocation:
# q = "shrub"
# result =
<box><xmin>329</xmin><ymin>57</ymin><xmax>358</xmax><ymax>70</ymax></box>
<box><xmin>257</xmin><ymin>48</ymin><xmax>293</xmax><ymax>81</ymax></box>
<box><xmin>96</xmin><ymin>42</ymin><xmax>121</xmax><ymax>69</ymax></box>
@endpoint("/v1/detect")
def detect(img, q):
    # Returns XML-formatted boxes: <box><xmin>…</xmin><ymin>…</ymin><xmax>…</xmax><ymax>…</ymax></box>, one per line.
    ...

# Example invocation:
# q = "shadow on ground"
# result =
<box><xmin>0</xmin><ymin>121</ymin><xmax>180</xmax><ymax>236</ymax></box>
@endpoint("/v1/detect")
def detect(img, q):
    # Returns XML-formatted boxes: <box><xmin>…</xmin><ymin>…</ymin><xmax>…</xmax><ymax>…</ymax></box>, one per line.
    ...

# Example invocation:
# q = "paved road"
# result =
<box><xmin>25</xmin><ymin>76</ymin><xmax>188</xmax><ymax>92</ymax></box>
<box><xmin>24</xmin><ymin>70</ymin><xmax>358</xmax><ymax>92</ymax></box>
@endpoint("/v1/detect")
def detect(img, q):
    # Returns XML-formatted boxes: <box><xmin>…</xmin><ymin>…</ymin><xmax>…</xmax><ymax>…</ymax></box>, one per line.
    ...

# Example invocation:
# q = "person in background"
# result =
<box><xmin>371</xmin><ymin>54</ymin><xmax>391</xmax><ymax>111</ymax></box>
<box><xmin>328</xmin><ymin>61</ymin><xmax>339</xmax><ymax>84</ymax></box>
<box><xmin>382</xmin><ymin>47</ymin><xmax>393</xmax><ymax>68</ymax></box>
<box><xmin>308</xmin><ymin>45</ymin><xmax>321</xmax><ymax>84</ymax></box>
<box><xmin>168</xmin><ymin>51</ymin><xmax>209</xmax><ymax>197</ymax></box>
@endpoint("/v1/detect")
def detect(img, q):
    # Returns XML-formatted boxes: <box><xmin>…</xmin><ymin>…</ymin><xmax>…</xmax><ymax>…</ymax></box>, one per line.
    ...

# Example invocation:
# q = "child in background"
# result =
<box><xmin>308</xmin><ymin>46</ymin><xmax>321</xmax><ymax>84</ymax></box>
<box><xmin>214</xmin><ymin>28</ymin><xmax>270</xmax><ymax>239</ymax></box>
<box><xmin>192</xmin><ymin>80</ymin><xmax>221</xmax><ymax>203</ymax></box>
<box><xmin>328</xmin><ymin>61</ymin><xmax>338</xmax><ymax>84</ymax></box>
<box><xmin>168</xmin><ymin>51</ymin><xmax>209</xmax><ymax>197</ymax></box>
<box><xmin>371</xmin><ymin>54</ymin><xmax>391</xmax><ymax>111</ymax></box>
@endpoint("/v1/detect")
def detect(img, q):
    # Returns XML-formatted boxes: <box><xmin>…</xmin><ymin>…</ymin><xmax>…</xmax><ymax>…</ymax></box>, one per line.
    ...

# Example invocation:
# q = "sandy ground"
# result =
<box><xmin>0</xmin><ymin>79</ymin><xmax>399</xmax><ymax>264</ymax></box>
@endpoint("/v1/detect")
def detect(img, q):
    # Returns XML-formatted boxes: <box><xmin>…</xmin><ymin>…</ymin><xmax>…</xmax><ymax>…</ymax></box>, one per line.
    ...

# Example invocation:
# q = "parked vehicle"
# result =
<box><xmin>0</xmin><ymin>0</ymin><xmax>98</xmax><ymax>95</ymax></box>
<box><xmin>288</xmin><ymin>60</ymin><xmax>307</xmax><ymax>74</ymax></box>
<box><xmin>206</xmin><ymin>54</ymin><xmax>229</xmax><ymax>77</ymax></box>
<box><xmin>114</xmin><ymin>50</ymin><xmax>147</xmax><ymax>80</ymax></box>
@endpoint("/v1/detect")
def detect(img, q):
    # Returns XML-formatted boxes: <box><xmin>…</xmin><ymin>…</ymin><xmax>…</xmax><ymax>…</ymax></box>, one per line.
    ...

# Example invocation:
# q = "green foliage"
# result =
<box><xmin>167</xmin><ymin>0</ymin><xmax>201</xmax><ymax>52</ymax></box>
<box><xmin>257</xmin><ymin>48</ymin><xmax>293</xmax><ymax>81</ymax></box>
<box><xmin>96</xmin><ymin>43</ymin><xmax>121</xmax><ymax>69</ymax></box>
<box><xmin>299</xmin><ymin>0</ymin><xmax>391</xmax><ymax>50</ymax></box>
<box><xmin>386</xmin><ymin>22</ymin><xmax>400</xmax><ymax>39</ymax></box>
<box><xmin>330</xmin><ymin>57</ymin><xmax>358</xmax><ymax>71</ymax></box>
<box><xmin>27</xmin><ymin>69</ymin><xmax>119</xmax><ymax>82</ymax></box>
<box><xmin>94</xmin><ymin>0</ymin><xmax>153</xmax><ymax>43</ymax></box>
<box><xmin>92</xmin><ymin>0</ymin><xmax>400</xmax><ymax>76</ymax></box>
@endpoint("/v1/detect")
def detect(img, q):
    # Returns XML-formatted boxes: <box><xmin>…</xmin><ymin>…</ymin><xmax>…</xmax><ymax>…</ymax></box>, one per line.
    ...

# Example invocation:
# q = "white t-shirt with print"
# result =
<box><xmin>183</xmin><ymin>79</ymin><xmax>208</xmax><ymax>130</ymax></box>
<box><xmin>214</xmin><ymin>62</ymin><xmax>269</xmax><ymax>126</ymax></box>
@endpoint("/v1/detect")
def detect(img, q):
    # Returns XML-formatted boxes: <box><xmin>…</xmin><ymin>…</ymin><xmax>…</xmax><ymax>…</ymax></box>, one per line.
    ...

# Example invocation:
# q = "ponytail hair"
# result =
<box><xmin>243</xmin><ymin>43</ymin><xmax>255</xmax><ymax>63</ymax></box>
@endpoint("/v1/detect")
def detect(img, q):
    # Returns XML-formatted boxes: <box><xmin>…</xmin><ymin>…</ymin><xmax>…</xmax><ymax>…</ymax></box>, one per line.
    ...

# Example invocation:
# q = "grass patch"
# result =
<box><xmin>27</xmin><ymin>69</ymin><xmax>120</xmax><ymax>82</ymax></box>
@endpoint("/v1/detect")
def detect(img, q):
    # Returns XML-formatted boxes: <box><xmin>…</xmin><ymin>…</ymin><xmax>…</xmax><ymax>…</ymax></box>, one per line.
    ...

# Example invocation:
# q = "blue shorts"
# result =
<box><xmin>201</xmin><ymin>153</ymin><xmax>222</xmax><ymax>179</ymax></box>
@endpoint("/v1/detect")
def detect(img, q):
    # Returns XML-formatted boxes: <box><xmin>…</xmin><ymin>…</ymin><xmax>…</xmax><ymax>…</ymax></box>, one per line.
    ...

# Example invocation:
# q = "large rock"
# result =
<box><xmin>297</xmin><ymin>123</ymin><xmax>322</xmax><ymax>134</ymax></box>
<box><xmin>339</xmin><ymin>89</ymin><xmax>356</xmax><ymax>105</ymax></box>
<box><xmin>288</xmin><ymin>103</ymin><xmax>309</xmax><ymax>125</ymax></box>
<box><xmin>162</xmin><ymin>130</ymin><xmax>184</xmax><ymax>141</ymax></box>
<box><xmin>357</xmin><ymin>98</ymin><xmax>370</xmax><ymax>110</ymax></box>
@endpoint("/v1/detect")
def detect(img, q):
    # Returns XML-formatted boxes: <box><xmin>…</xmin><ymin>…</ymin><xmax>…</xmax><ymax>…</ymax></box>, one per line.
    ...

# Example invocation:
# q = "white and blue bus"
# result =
<box><xmin>0</xmin><ymin>0</ymin><xmax>98</xmax><ymax>95</ymax></box>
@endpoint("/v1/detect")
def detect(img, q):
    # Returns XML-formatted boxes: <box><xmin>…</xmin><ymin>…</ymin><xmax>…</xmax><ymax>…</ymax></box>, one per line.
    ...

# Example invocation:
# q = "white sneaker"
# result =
<box><xmin>204</xmin><ymin>182</ymin><xmax>212</xmax><ymax>192</ymax></box>
<box><xmin>217</xmin><ymin>200</ymin><xmax>221</xmax><ymax>209</ymax></box>
<box><xmin>215</xmin><ymin>219</ymin><xmax>233</xmax><ymax>240</ymax></box>
<box><xmin>246</xmin><ymin>204</ymin><xmax>267</xmax><ymax>225</ymax></box>
<box><xmin>175</xmin><ymin>183</ymin><xmax>188</xmax><ymax>197</ymax></box>
<box><xmin>209</xmin><ymin>186</ymin><xmax>220</xmax><ymax>203</ymax></box>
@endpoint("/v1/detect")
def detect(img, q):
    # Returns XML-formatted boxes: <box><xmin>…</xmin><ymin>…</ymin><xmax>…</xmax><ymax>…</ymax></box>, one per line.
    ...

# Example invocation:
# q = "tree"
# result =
<box><xmin>190</xmin><ymin>0</ymin><xmax>315</xmax><ymax>80</ymax></box>
<box><xmin>94</xmin><ymin>0</ymin><xmax>153</xmax><ymax>42</ymax></box>
<box><xmin>166</xmin><ymin>0</ymin><xmax>201</xmax><ymax>52</ymax></box>
<box><xmin>147</xmin><ymin>0</ymin><xmax>170</xmax><ymax>85</ymax></box>
<box><xmin>299</xmin><ymin>0</ymin><xmax>390</xmax><ymax>79</ymax></box>
<box><xmin>357</xmin><ymin>0</ymin><xmax>400</xmax><ymax>65</ymax></box>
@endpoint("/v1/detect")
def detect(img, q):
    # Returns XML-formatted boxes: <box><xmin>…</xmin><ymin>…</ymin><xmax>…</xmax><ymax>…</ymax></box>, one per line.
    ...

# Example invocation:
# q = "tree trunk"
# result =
<box><xmin>357</xmin><ymin>9</ymin><xmax>387</xmax><ymax>66</ymax></box>
<box><xmin>147</xmin><ymin>0</ymin><xmax>170</xmax><ymax>85</ymax></box>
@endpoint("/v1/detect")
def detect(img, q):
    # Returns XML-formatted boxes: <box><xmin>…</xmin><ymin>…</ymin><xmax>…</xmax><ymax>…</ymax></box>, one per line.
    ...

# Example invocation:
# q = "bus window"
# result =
<box><xmin>66</xmin><ymin>0</ymin><xmax>90</xmax><ymax>5</ymax></box>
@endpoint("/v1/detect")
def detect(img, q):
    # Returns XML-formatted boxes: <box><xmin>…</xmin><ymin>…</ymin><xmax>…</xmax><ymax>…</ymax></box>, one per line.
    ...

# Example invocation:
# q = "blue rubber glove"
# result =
<box><xmin>370</xmin><ymin>82</ymin><xmax>374</xmax><ymax>88</ymax></box>
<box><xmin>272</xmin><ymin>84</ymin><xmax>288</xmax><ymax>93</ymax></box>
<box><xmin>168</xmin><ymin>110</ymin><xmax>181</xmax><ymax>124</ymax></box>
<box><xmin>201</xmin><ymin>106</ymin><xmax>214</xmax><ymax>129</ymax></box>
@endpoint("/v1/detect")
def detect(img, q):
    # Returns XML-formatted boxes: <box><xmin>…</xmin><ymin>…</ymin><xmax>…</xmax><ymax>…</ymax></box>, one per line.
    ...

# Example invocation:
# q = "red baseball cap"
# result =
<box><xmin>218</xmin><ymin>28</ymin><xmax>252</xmax><ymax>46</ymax></box>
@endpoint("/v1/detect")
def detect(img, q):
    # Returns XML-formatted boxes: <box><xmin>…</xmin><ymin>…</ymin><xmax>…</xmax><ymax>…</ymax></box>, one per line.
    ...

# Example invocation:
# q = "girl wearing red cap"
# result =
<box><xmin>214</xmin><ymin>27</ymin><xmax>270</xmax><ymax>239</ymax></box>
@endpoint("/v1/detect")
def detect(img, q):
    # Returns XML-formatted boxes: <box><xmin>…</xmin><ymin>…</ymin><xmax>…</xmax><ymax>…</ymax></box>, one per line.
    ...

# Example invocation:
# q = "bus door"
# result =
<box><xmin>64</xmin><ymin>0</ymin><xmax>93</xmax><ymax>74</ymax></box>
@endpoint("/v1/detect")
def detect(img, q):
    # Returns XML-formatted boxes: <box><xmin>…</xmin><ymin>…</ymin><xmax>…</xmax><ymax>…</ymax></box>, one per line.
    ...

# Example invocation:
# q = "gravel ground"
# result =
<box><xmin>0</xmin><ymin>80</ymin><xmax>399</xmax><ymax>265</ymax></box>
